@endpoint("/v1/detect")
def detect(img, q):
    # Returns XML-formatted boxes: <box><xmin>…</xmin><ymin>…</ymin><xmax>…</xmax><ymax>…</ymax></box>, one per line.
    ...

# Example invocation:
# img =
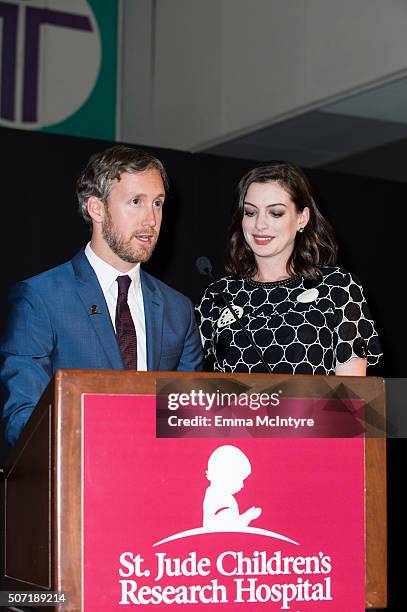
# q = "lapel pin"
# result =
<box><xmin>89</xmin><ymin>304</ymin><xmax>102</xmax><ymax>315</ymax></box>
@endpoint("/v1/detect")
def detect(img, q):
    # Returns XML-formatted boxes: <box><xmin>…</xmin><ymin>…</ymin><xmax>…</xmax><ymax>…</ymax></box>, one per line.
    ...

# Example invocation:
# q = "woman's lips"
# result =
<box><xmin>252</xmin><ymin>235</ymin><xmax>274</xmax><ymax>245</ymax></box>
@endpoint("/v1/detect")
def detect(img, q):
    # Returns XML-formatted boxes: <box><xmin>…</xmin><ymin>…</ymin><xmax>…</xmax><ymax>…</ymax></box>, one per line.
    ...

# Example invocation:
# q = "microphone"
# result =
<box><xmin>195</xmin><ymin>256</ymin><xmax>273</xmax><ymax>374</ymax></box>
<box><xmin>195</xmin><ymin>256</ymin><xmax>214</xmax><ymax>280</ymax></box>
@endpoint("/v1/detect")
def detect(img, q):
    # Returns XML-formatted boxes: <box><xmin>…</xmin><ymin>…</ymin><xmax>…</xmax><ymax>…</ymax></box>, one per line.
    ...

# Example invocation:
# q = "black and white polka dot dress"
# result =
<box><xmin>196</xmin><ymin>267</ymin><xmax>382</xmax><ymax>374</ymax></box>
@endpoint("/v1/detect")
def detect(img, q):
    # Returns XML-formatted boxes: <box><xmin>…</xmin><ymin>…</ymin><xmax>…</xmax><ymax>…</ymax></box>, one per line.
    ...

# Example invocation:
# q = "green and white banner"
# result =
<box><xmin>0</xmin><ymin>0</ymin><xmax>119</xmax><ymax>140</ymax></box>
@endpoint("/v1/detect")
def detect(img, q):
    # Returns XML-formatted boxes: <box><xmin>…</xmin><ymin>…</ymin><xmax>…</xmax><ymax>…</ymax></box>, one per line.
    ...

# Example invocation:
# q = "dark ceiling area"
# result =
<box><xmin>203</xmin><ymin>76</ymin><xmax>407</xmax><ymax>183</ymax></box>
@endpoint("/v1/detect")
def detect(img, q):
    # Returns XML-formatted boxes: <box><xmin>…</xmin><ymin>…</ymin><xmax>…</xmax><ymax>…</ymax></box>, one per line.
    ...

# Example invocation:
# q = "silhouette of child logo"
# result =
<box><xmin>153</xmin><ymin>444</ymin><xmax>298</xmax><ymax>547</ymax></box>
<box><xmin>203</xmin><ymin>445</ymin><xmax>261</xmax><ymax>529</ymax></box>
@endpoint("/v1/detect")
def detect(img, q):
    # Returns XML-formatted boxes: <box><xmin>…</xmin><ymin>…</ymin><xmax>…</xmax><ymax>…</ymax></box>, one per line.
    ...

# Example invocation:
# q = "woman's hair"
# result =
<box><xmin>225</xmin><ymin>161</ymin><xmax>337</xmax><ymax>280</ymax></box>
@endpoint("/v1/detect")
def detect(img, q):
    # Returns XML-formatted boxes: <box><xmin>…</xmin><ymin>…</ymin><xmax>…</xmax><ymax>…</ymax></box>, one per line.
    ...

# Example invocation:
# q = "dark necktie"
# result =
<box><xmin>115</xmin><ymin>275</ymin><xmax>137</xmax><ymax>370</ymax></box>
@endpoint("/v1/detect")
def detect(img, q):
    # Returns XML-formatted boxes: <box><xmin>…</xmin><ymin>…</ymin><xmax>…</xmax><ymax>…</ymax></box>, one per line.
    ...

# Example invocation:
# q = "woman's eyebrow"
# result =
<box><xmin>244</xmin><ymin>201</ymin><xmax>287</xmax><ymax>208</ymax></box>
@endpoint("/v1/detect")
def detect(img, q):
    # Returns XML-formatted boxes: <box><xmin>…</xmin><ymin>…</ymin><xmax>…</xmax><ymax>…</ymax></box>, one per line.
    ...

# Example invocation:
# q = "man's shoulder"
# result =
<box><xmin>141</xmin><ymin>270</ymin><xmax>192</xmax><ymax>306</ymax></box>
<box><xmin>26</xmin><ymin>260</ymin><xmax>74</xmax><ymax>283</ymax></box>
<box><xmin>14</xmin><ymin>252</ymin><xmax>84</xmax><ymax>296</ymax></box>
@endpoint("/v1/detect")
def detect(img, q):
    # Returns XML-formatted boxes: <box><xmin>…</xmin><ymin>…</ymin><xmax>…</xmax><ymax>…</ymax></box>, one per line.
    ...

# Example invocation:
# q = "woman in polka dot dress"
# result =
<box><xmin>196</xmin><ymin>161</ymin><xmax>382</xmax><ymax>375</ymax></box>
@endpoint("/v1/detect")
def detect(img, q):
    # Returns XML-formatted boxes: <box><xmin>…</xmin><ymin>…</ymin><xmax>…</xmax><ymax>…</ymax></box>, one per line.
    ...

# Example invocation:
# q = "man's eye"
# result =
<box><xmin>131</xmin><ymin>198</ymin><xmax>140</xmax><ymax>206</ymax></box>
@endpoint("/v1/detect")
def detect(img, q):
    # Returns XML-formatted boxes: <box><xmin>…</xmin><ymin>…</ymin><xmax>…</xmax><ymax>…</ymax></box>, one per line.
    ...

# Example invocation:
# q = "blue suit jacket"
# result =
<box><xmin>0</xmin><ymin>250</ymin><xmax>203</xmax><ymax>445</ymax></box>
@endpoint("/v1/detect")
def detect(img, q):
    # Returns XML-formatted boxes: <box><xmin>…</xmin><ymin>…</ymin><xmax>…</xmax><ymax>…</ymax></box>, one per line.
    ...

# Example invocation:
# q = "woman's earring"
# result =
<box><xmin>297</xmin><ymin>227</ymin><xmax>304</xmax><ymax>234</ymax></box>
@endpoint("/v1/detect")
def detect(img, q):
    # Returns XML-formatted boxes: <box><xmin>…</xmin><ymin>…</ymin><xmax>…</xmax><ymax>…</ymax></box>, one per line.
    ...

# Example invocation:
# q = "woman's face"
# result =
<box><xmin>241</xmin><ymin>181</ymin><xmax>309</xmax><ymax>266</ymax></box>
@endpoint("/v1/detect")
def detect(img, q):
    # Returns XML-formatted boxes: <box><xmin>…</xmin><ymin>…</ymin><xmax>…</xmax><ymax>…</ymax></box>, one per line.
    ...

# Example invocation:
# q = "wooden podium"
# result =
<box><xmin>1</xmin><ymin>370</ymin><xmax>386</xmax><ymax>611</ymax></box>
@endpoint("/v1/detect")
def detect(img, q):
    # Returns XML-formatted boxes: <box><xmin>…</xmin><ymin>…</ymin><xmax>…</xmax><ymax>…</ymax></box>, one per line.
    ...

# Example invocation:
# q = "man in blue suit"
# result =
<box><xmin>0</xmin><ymin>146</ymin><xmax>203</xmax><ymax>446</ymax></box>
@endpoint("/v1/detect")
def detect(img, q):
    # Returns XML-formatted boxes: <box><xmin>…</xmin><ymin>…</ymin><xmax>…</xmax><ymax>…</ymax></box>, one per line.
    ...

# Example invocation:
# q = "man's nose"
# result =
<box><xmin>141</xmin><ymin>205</ymin><xmax>157</xmax><ymax>227</ymax></box>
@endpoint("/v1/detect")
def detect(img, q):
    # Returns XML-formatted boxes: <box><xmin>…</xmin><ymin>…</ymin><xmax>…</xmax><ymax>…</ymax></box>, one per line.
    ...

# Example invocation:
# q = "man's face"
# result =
<box><xmin>101</xmin><ymin>169</ymin><xmax>165</xmax><ymax>264</ymax></box>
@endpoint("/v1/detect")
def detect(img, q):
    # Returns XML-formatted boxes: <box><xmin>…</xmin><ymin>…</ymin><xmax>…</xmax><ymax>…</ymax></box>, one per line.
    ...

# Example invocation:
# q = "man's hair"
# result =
<box><xmin>76</xmin><ymin>145</ymin><xmax>169</xmax><ymax>224</ymax></box>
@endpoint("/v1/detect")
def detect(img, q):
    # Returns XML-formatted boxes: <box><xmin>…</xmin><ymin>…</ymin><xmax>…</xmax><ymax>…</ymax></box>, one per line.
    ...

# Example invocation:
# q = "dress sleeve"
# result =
<box><xmin>195</xmin><ymin>285</ymin><xmax>217</xmax><ymax>368</ymax></box>
<box><xmin>332</xmin><ymin>271</ymin><xmax>382</xmax><ymax>367</ymax></box>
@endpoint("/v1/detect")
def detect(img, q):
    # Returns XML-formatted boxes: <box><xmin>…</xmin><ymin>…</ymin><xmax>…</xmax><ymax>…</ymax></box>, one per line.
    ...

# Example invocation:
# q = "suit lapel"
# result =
<box><xmin>71</xmin><ymin>250</ymin><xmax>124</xmax><ymax>369</ymax></box>
<box><xmin>141</xmin><ymin>270</ymin><xmax>163</xmax><ymax>370</ymax></box>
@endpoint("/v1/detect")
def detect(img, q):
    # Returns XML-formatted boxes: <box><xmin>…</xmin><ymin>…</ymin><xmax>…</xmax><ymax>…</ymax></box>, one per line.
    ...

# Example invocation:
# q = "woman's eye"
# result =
<box><xmin>131</xmin><ymin>198</ymin><xmax>140</xmax><ymax>206</ymax></box>
<box><xmin>270</xmin><ymin>211</ymin><xmax>284</xmax><ymax>218</ymax></box>
<box><xmin>154</xmin><ymin>200</ymin><xmax>164</xmax><ymax>208</ymax></box>
<box><xmin>244</xmin><ymin>209</ymin><xmax>255</xmax><ymax>217</ymax></box>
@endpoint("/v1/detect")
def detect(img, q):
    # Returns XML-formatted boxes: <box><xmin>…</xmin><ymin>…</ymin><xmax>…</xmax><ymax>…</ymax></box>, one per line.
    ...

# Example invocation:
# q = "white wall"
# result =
<box><xmin>121</xmin><ymin>0</ymin><xmax>407</xmax><ymax>150</ymax></box>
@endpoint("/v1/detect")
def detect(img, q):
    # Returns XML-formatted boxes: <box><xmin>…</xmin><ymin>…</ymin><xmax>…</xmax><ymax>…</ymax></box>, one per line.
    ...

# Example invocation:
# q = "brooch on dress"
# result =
<box><xmin>296</xmin><ymin>288</ymin><xmax>319</xmax><ymax>303</ymax></box>
<box><xmin>217</xmin><ymin>305</ymin><xmax>244</xmax><ymax>328</ymax></box>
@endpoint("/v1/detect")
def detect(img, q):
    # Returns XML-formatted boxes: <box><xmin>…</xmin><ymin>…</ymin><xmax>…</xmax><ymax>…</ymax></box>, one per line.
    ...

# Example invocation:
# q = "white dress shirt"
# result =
<box><xmin>85</xmin><ymin>243</ymin><xmax>147</xmax><ymax>370</ymax></box>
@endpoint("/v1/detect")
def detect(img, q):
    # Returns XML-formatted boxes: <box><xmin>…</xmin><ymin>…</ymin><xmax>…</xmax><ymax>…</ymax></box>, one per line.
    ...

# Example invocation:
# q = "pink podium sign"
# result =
<box><xmin>82</xmin><ymin>394</ymin><xmax>365</xmax><ymax>611</ymax></box>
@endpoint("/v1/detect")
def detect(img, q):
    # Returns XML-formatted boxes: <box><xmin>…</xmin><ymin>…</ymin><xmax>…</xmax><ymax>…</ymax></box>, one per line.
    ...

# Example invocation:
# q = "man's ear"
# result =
<box><xmin>87</xmin><ymin>196</ymin><xmax>105</xmax><ymax>225</ymax></box>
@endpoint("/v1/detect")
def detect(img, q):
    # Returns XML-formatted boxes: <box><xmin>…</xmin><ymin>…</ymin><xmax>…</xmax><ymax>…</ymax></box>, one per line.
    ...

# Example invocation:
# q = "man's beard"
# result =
<box><xmin>102</xmin><ymin>210</ymin><xmax>158</xmax><ymax>264</ymax></box>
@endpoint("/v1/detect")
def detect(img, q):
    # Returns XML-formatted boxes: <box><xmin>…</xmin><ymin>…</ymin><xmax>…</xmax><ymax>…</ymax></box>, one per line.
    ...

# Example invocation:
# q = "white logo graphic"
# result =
<box><xmin>296</xmin><ymin>288</ymin><xmax>319</xmax><ymax>303</ymax></box>
<box><xmin>217</xmin><ymin>306</ymin><xmax>244</xmax><ymax>329</ymax></box>
<box><xmin>154</xmin><ymin>445</ymin><xmax>298</xmax><ymax>547</ymax></box>
<box><xmin>0</xmin><ymin>0</ymin><xmax>101</xmax><ymax>128</ymax></box>
<box><xmin>203</xmin><ymin>445</ymin><xmax>261</xmax><ymax>529</ymax></box>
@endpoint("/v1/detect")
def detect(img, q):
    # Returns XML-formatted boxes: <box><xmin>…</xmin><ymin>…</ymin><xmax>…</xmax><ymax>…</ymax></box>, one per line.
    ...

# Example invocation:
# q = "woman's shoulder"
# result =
<box><xmin>318</xmin><ymin>266</ymin><xmax>362</xmax><ymax>287</ymax></box>
<box><xmin>317</xmin><ymin>267</ymin><xmax>369</xmax><ymax>311</ymax></box>
<box><xmin>203</xmin><ymin>275</ymin><xmax>246</xmax><ymax>296</ymax></box>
